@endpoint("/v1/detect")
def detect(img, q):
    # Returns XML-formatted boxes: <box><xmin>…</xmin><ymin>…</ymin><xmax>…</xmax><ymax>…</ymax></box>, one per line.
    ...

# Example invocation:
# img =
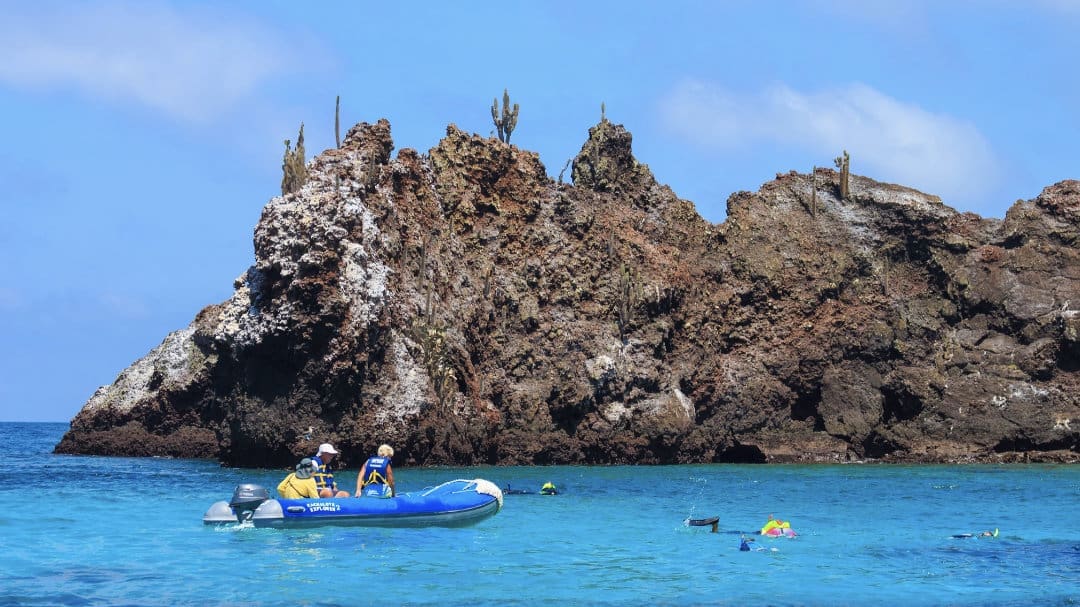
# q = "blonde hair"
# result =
<box><xmin>378</xmin><ymin>444</ymin><xmax>394</xmax><ymax>457</ymax></box>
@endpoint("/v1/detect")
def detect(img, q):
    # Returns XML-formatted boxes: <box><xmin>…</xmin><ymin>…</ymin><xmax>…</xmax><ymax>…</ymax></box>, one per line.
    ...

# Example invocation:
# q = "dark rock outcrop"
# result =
<box><xmin>55</xmin><ymin>119</ymin><xmax>1079</xmax><ymax>466</ymax></box>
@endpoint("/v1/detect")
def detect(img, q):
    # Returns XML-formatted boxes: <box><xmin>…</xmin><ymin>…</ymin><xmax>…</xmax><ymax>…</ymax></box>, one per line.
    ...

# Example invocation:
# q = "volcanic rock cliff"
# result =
<box><xmin>55</xmin><ymin>119</ymin><xmax>1080</xmax><ymax>466</ymax></box>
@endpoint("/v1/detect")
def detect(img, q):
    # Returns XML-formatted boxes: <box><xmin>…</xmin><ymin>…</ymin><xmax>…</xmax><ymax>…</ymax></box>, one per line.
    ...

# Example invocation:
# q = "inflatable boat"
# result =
<box><xmin>203</xmin><ymin>478</ymin><xmax>503</xmax><ymax>528</ymax></box>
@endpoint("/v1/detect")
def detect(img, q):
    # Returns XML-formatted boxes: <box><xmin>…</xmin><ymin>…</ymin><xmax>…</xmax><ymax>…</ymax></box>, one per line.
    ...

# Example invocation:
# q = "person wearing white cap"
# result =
<box><xmin>312</xmin><ymin>443</ymin><xmax>349</xmax><ymax>497</ymax></box>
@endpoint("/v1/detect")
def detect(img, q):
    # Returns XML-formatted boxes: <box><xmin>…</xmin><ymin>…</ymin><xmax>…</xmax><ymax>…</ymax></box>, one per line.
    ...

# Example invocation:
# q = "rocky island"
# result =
<box><xmin>55</xmin><ymin>117</ymin><xmax>1079</xmax><ymax>466</ymax></box>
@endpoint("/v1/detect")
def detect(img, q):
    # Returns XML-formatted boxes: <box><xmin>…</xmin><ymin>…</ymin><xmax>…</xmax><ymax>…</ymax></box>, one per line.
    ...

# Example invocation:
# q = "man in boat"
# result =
<box><xmin>540</xmin><ymin>481</ymin><xmax>557</xmax><ymax>495</ymax></box>
<box><xmin>277</xmin><ymin>458</ymin><xmax>320</xmax><ymax>499</ymax></box>
<box><xmin>355</xmin><ymin>444</ymin><xmax>396</xmax><ymax>498</ymax></box>
<box><xmin>312</xmin><ymin>443</ymin><xmax>349</xmax><ymax>498</ymax></box>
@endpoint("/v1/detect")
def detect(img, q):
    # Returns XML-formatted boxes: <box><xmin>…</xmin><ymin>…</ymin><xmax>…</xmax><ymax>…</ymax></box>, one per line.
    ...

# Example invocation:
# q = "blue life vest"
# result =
<box><xmin>362</xmin><ymin>456</ymin><xmax>390</xmax><ymax>485</ymax></box>
<box><xmin>360</xmin><ymin>456</ymin><xmax>391</xmax><ymax>498</ymax></box>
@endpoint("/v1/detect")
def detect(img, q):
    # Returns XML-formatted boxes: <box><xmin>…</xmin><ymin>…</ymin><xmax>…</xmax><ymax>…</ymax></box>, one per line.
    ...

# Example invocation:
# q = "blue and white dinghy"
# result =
<box><xmin>204</xmin><ymin>478</ymin><xmax>503</xmax><ymax>528</ymax></box>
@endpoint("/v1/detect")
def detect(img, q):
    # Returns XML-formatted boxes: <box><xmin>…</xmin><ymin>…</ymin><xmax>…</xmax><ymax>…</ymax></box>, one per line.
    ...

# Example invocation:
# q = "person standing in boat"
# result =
<box><xmin>277</xmin><ymin>458</ymin><xmax>320</xmax><ymax>499</ymax></box>
<box><xmin>312</xmin><ymin>443</ymin><xmax>349</xmax><ymax>498</ymax></box>
<box><xmin>355</xmin><ymin>444</ymin><xmax>396</xmax><ymax>498</ymax></box>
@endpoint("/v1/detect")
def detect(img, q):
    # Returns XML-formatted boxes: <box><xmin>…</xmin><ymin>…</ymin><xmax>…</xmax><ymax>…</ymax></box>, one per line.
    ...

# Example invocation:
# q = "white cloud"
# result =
<box><xmin>0</xmin><ymin>1</ymin><xmax>307</xmax><ymax>123</ymax></box>
<box><xmin>660</xmin><ymin>80</ymin><xmax>999</xmax><ymax>202</ymax></box>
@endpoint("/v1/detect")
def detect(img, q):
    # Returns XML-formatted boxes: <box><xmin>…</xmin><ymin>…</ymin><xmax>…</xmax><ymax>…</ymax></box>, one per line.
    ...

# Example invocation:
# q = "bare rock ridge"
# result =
<box><xmin>55</xmin><ymin>119</ymin><xmax>1079</xmax><ymax>466</ymax></box>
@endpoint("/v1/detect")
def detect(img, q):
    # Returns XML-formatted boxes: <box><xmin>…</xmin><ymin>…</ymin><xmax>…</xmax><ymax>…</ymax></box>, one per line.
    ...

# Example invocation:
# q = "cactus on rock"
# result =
<box><xmin>490</xmin><ymin>88</ymin><xmax>519</xmax><ymax>143</ymax></box>
<box><xmin>281</xmin><ymin>123</ymin><xmax>308</xmax><ymax>195</ymax></box>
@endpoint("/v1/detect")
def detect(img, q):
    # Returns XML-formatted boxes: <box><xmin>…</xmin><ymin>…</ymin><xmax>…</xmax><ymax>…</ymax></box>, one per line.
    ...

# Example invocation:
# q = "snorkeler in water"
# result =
<box><xmin>739</xmin><ymin>536</ymin><xmax>768</xmax><ymax>552</ymax></box>
<box><xmin>951</xmin><ymin>528</ymin><xmax>999</xmax><ymax>539</ymax></box>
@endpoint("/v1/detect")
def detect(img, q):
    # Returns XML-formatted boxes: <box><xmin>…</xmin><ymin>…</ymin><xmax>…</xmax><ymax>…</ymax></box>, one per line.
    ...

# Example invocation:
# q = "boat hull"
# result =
<box><xmin>204</xmin><ymin>478</ymin><xmax>503</xmax><ymax>528</ymax></box>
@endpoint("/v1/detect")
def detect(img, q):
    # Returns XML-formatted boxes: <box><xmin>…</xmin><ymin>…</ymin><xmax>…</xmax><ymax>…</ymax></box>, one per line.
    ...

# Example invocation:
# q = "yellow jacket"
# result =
<box><xmin>277</xmin><ymin>473</ymin><xmax>320</xmax><ymax>499</ymax></box>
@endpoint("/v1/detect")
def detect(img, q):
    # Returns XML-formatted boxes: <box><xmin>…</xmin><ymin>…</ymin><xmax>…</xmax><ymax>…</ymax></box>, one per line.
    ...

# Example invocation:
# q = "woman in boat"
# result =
<box><xmin>277</xmin><ymin>458</ymin><xmax>320</xmax><ymax>499</ymax></box>
<box><xmin>355</xmin><ymin>444</ymin><xmax>396</xmax><ymax>498</ymax></box>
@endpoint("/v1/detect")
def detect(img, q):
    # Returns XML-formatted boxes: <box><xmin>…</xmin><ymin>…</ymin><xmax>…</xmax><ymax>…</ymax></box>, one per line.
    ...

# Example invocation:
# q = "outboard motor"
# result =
<box><xmin>229</xmin><ymin>484</ymin><xmax>270</xmax><ymax>523</ymax></box>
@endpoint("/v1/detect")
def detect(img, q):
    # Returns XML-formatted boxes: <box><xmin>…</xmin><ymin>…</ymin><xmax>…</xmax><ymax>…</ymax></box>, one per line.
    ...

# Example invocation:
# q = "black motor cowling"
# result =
<box><xmin>229</xmin><ymin>484</ymin><xmax>270</xmax><ymax>523</ymax></box>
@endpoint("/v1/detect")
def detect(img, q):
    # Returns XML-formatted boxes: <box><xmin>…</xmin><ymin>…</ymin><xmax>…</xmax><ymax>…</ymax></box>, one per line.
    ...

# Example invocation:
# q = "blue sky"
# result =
<box><xmin>1</xmin><ymin>1</ymin><xmax>1077</xmax><ymax>422</ymax></box>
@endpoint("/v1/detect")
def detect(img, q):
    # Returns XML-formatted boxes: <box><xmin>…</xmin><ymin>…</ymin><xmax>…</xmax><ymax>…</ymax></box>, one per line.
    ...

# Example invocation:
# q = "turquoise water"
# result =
<box><xmin>2</xmin><ymin>423</ymin><xmax>1077</xmax><ymax>606</ymax></box>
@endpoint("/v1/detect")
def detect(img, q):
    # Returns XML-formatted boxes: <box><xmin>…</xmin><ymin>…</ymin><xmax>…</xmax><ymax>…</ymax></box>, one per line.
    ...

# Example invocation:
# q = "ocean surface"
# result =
<box><xmin>1</xmin><ymin>422</ymin><xmax>1076</xmax><ymax>606</ymax></box>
